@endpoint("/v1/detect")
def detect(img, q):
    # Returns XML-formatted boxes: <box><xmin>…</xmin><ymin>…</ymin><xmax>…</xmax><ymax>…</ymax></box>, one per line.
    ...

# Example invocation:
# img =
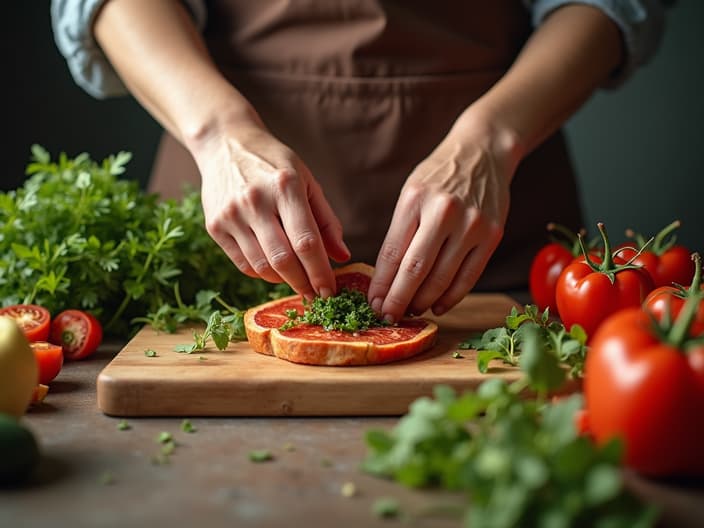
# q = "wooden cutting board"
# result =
<box><xmin>97</xmin><ymin>293</ymin><xmax>522</xmax><ymax>417</ymax></box>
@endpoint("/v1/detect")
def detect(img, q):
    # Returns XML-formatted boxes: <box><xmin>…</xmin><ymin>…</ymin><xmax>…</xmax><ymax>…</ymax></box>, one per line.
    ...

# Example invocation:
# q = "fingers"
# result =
<box><xmin>308</xmin><ymin>180</ymin><xmax>351</xmax><ymax>264</ymax></box>
<box><xmin>368</xmin><ymin>188</ymin><xmax>503</xmax><ymax>322</ymax></box>
<box><xmin>275</xmin><ymin>169</ymin><xmax>337</xmax><ymax>297</ymax></box>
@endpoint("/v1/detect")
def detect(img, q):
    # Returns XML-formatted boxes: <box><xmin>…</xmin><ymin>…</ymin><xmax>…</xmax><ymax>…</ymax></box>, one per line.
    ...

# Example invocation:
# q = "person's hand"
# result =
<box><xmin>194</xmin><ymin>120</ymin><xmax>350</xmax><ymax>299</ymax></box>
<box><xmin>367</xmin><ymin>117</ymin><xmax>520</xmax><ymax>322</ymax></box>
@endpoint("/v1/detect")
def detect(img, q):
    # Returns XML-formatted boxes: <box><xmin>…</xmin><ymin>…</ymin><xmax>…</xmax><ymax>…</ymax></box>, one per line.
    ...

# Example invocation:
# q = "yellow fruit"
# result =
<box><xmin>0</xmin><ymin>316</ymin><xmax>38</xmax><ymax>418</ymax></box>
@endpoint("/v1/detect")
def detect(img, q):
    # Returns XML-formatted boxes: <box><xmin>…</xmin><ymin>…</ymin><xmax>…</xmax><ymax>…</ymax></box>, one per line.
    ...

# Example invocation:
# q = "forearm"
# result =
<box><xmin>456</xmin><ymin>4</ymin><xmax>624</xmax><ymax>170</ymax></box>
<box><xmin>93</xmin><ymin>0</ymin><xmax>258</xmax><ymax>147</ymax></box>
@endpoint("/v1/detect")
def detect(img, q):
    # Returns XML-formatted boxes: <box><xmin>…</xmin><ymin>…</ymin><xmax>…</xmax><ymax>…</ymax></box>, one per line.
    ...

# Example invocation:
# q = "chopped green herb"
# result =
<box><xmin>160</xmin><ymin>441</ymin><xmax>176</xmax><ymax>456</ymax></box>
<box><xmin>144</xmin><ymin>349</ymin><xmax>158</xmax><ymax>357</ymax></box>
<box><xmin>248</xmin><ymin>450</ymin><xmax>274</xmax><ymax>463</ymax></box>
<box><xmin>282</xmin><ymin>442</ymin><xmax>296</xmax><ymax>452</ymax></box>
<box><xmin>280</xmin><ymin>288</ymin><xmax>387</xmax><ymax>332</ymax></box>
<box><xmin>181</xmin><ymin>419</ymin><xmax>196</xmax><ymax>433</ymax></box>
<box><xmin>117</xmin><ymin>419</ymin><xmax>131</xmax><ymax>431</ymax></box>
<box><xmin>320</xmin><ymin>457</ymin><xmax>333</xmax><ymax>468</ymax></box>
<box><xmin>99</xmin><ymin>470</ymin><xmax>115</xmax><ymax>486</ymax></box>
<box><xmin>156</xmin><ymin>431</ymin><xmax>173</xmax><ymax>444</ymax></box>
<box><xmin>151</xmin><ymin>453</ymin><xmax>171</xmax><ymax>466</ymax></box>
<box><xmin>372</xmin><ymin>498</ymin><xmax>400</xmax><ymax>519</ymax></box>
<box><xmin>452</xmin><ymin>351</ymin><xmax>463</xmax><ymax>359</ymax></box>
<box><xmin>198</xmin><ymin>356</ymin><xmax>207</xmax><ymax>361</ymax></box>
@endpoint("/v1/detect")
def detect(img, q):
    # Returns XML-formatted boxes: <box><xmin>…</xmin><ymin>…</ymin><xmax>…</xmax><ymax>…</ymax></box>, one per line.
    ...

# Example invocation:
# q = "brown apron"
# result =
<box><xmin>149</xmin><ymin>0</ymin><xmax>583</xmax><ymax>292</ymax></box>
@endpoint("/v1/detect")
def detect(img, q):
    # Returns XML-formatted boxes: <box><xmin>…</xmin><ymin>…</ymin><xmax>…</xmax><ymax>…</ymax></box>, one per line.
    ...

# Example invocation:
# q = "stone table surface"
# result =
<box><xmin>1</xmin><ymin>343</ymin><xmax>702</xmax><ymax>528</ymax></box>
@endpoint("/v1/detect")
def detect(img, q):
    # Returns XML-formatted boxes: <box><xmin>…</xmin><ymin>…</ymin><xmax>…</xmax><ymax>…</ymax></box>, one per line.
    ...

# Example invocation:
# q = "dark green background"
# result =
<box><xmin>5</xmin><ymin>1</ymin><xmax>703</xmax><ymax>251</ymax></box>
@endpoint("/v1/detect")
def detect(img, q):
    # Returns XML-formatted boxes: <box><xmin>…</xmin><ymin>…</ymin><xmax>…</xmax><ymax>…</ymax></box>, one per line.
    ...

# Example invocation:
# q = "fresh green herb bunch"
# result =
<box><xmin>363</xmin><ymin>327</ymin><xmax>658</xmax><ymax>528</ymax></box>
<box><xmin>0</xmin><ymin>146</ymin><xmax>289</xmax><ymax>334</ymax></box>
<box><xmin>460</xmin><ymin>304</ymin><xmax>588</xmax><ymax>378</ymax></box>
<box><xmin>281</xmin><ymin>288</ymin><xmax>387</xmax><ymax>332</ymax></box>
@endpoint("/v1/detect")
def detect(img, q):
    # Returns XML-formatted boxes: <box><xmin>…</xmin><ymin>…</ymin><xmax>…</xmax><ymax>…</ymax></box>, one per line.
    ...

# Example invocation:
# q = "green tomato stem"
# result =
<box><xmin>547</xmin><ymin>223</ymin><xmax>585</xmax><ymax>256</ymax></box>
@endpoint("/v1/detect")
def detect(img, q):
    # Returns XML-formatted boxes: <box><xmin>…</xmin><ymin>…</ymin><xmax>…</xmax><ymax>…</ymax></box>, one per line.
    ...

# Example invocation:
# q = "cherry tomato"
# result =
<box><xmin>585</xmin><ymin>295</ymin><xmax>704</xmax><ymax>476</ymax></box>
<box><xmin>529</xmin><ymin>224</ymin><xmax>599</xmax><ymax>316</ymax></box>
<box><xmin>617</xmin><ymin>220</ymin><xmax>694</xmax><ymax>288</ymax></box>
<box><xmin>556</xmin><ymin>223</ymin><xmax>654</xmax><ymax>339</ymax></box>
<box><xmin>644</xmin><ymin>253</ymin><xmax>704</xmax><ymax>336</ymax></box>
<box><xmin>50</xmin><ymin>310</ymin><xmax>103</xmax><ymax>361</ymax></box>
<box><xmin>0</xmin><ymin>304</ymin><xmax>51</xmax><ymax>342</ymax></box>
<box><xmin>31</xmin><ymin>341</ymin><xmax>63</xmax><ymax>385</ymax></box>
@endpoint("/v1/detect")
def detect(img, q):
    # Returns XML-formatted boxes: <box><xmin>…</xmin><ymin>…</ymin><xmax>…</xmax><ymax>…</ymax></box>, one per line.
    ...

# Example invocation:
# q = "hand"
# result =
<box><xmin>195</xmin><ymin>120</ymin><xmax>350</xmax><ymax>299</ymax></box>
<box><xmin>367</xmin><ymin>117</ymin><xmax>519</xmax><ymax>322</ymax></box>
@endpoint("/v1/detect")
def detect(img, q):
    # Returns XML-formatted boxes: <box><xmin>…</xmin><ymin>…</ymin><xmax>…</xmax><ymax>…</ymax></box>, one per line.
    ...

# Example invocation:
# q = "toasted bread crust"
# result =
<box><xmin>243</xmin><ymin>264</ymin><xmax>438</xmax><ymax>366</ymax></box>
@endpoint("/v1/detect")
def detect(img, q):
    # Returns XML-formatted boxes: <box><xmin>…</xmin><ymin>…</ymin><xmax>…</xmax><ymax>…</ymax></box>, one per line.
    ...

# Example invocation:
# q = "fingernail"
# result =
<box><xmin>371</xmin><ymin>297</ymin><xmax>382</xmax><ymax>313</ymax></box>
<box><xmin>319</xmin><ymin>287</ymin><xmax>333</xmax><ymax>299</ymax></box>
<box><xmin>383</xmin><ymin>313</ymin><xmax>395</xmax><ymax>324</ymax></box>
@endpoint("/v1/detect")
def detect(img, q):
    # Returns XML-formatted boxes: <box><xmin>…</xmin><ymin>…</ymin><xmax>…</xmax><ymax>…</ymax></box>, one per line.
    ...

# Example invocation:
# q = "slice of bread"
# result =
<box><xmin>244</xmin><ymin>263</ymin><xmax>438</xmax><ymax>365</ymax></box>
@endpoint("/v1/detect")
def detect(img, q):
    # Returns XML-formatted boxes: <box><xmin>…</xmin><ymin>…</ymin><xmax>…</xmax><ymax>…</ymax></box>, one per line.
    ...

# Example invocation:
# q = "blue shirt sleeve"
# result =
<box><xmin>50</xmin><ymin>0</ymin><xmax>207</xmax><ymax>99</ymax></box>
<box><xmin>525</xmin><ymin>0</ymin><xmax>666</xmax><ymax>87</ymax></box>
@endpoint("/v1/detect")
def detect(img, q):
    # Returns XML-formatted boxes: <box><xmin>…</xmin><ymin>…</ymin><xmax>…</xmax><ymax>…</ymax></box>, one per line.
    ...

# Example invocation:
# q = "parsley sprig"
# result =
<box><xmin>280</xmin><ymin>288</ymin><xmax>387</xmax><ymax>332</ymax></box>
<box><xmin>459</xmin><ymin>304</ymin><xmax>588</xmax><ymax>378</ymax></box>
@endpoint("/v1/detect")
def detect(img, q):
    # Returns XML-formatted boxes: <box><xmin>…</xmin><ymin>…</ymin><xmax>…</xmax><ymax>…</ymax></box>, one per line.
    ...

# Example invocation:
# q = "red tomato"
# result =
<box><xmin>529</xmin><ymin>224</ymin><xmax>593</xmax><ymax>315</ymax></box>
<box><xmin>643</xmin><ymin>253</ymin><xmax>704</xmax><ymax>336</ymax></box>
<box><xmin>31</xmin><ymin>341</ymin><xmax>64</xmax><ymax>385</ymax></box>
<box><xmin>555</xmin><ymin>223</ymin><xmax>654</xmax><ymax>339</ymax></box>
<box><xmin>617</xmin><ymin>220</ymin><xmax>694</xmax><ymax>288</ymax></box>
<box><xmin>50</xmin><ymin>310</ymin><xmax>103</xmax><ymax>361</ymax></box>
<box><xmin>0</xmin><ymin>304</ymin><xmax>51</xmax><ymax>342</ymax></box>
<box><xmin>585</xmin><ymin>302</ymin><xmax>704</xmax><ymax>476</ymax></box>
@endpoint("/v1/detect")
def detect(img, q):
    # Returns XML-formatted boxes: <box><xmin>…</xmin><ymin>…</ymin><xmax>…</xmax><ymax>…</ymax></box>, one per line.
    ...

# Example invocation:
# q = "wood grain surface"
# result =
<box><xmin>97</xmin><ymin>293</ymin><xmax>523</xmax><ymax>417</ymax></box>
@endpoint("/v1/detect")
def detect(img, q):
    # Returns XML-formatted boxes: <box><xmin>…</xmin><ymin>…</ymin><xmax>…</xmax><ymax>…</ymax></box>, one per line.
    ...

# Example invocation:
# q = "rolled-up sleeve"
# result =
<box><xmin>525</xmin><ymin>0</ymin><xmax>666</xmax><ymax>86</ymax></box>
<box><xmin>50</xmin><ymin>0</ymin><xmax>208</xmax><ymax>99</ymax></box>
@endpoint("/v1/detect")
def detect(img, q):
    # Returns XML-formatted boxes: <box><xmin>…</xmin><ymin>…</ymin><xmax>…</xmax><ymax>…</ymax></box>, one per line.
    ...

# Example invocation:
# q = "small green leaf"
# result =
<box><xmin>156</xmin><ymin>431</ymin><xmax>173</xmax><ymax>444</ymax></box>
<box><xmin>372</xmin><ymin>497</ymin><xmax>400</xmax><ymax>519</ymax></box>
<box><xmin>248</xmin><ymin>450</ymin><xmax>273</xmax><ymax>462</ymax></box>
<box><xmin>117</xmin><ymin>419</ymin><xmax>131</xmax><ymax>431</ymax></box>
<box><xmin>144</xmin><ymin>348</ymin><xmax>157</xmax><ymax>357</ymax></box>
<box><xmin>180</xmin><ymin>419</ymin><xmax>196</xmax><ymax>433</ymax></box>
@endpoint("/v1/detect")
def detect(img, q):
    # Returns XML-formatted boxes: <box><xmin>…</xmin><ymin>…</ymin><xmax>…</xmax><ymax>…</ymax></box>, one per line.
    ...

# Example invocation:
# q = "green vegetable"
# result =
<box><xmin>0</xmin><ymin>413</ymin><xmax>40</xmax><ymax>486</ymax></box>
<box><xmin>280</xmin><ymin>288</ymin><xmax>386</xmax><ymax>332</ymax></box>
<box><xmin>0</xmin><ymin>146</ymin><xmax>289</xmax><ymax>334</ymax></box>
<box><xmin>156</xmin><ymin>431</ymin><xmax>172</xmax><ymax>444</ymax></box>
<box><xmin>175</xmin><ymin>308</ymin><xmax>249</xmax><ymax>353</ymax></box>
<box><xmin>372</xmin><ymin>498</ymin><xmax>401</xmax><ymax>519</ymax></box>
<box><xmin>144</xmin><ymin>349</ymin><xmax>157</xmax><ymax>358</ymax></box>
<box><xmin>248</xmin><ymin>450</ymin><xmax>273</xmax><ymax>463</ymax></box>
<box><xmin>362</xmin><ymin>327</ymin><xmax>658</xmax><ymax>528</ymax></box>
<box><xmin>452</xmin><ymin>351</ymin><xmax>463</xmax><ymax>359</ymax></box>
<box><xmin>180</xmin><ymin>419</ymin><xmax>196</xmax><ymax>433</ymax></box>
<box><xmin>117</xmin><ymin>419</ymin><xmax>131</xmax><ymax>431</ymax></box>
<box><xmin>459</xmin><ymin>304</ymin><xmax>587</xmax><ymax>378</ymax></box>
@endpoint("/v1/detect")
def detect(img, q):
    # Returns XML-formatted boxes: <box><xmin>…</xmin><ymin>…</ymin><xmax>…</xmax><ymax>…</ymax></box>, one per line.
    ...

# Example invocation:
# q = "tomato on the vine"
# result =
<box><xmin>31</xmin><ymin>341</ymin><xmax>63</xmax><ymax>385</ymax></box>
<box><xmin>529</xmin><ymin>223</ymin><xmax>586</xmax><ymax>316</ymax></box>
<box><xmin>0</xmin><ymin>304</ymin><xmax>51</xmax><ymax>342</ymax></box>
<box><xmin>585</xmin><ymin>282</ymin><xmax>704</xmax><ymax>476</ymax></box>
<box><xmin>617</xmin><ymin>220</ymin><xmax>694</xmax><ymax>288</ymax></box>
<box><xmin>555</xmin><ymin>223</ymin><xmax>654</xmax><ymax>339</ymax></box>
<box><xmin>644</xmin><ymin>253</ymin><xmax>704</xmax><ymax>336</ymax></box>
<box><xmin>50</xmin><ymin>310</ymin><xmax>103</xmax><ymax>361</ymax></box>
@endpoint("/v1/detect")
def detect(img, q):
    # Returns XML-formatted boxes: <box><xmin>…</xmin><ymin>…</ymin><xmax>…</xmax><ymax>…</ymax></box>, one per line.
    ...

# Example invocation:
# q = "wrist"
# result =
<box><xmin>179</xmin><ymin>85</ymin><xmax>264</xmax><ymax>157</ymax></box>
<box><xmin>451</xmin><ymin>106</ymin><xmax>525</xmax><ymax>183</ymax></box>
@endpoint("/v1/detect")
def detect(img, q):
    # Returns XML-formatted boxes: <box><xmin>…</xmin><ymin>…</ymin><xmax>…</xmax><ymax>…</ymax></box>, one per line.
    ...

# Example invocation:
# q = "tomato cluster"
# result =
<box><xmin>530</xmin><ymin>221</ymin><xmax>703</xmax><ymax>477</ymax></box>
<box><xmin>0</xmin><ymin>305</ymin><xmax>102</xmax><ymax>386</ymax></box>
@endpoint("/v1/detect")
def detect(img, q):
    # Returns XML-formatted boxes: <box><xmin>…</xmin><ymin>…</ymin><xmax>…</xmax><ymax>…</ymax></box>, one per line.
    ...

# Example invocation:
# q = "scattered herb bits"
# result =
<box><xmin>180</xmin><ymin>419</ymin><xmax>196</xmax><ymax>433</ymax></box>
<box><xmin>99</xmin><ymin>470</ymin><xmax>115</xmax><ymax>486</ymax></box>
<box><xmin>248</xmin><ymin>450</ymin><xmax>274</xmax><ymax>463</ymax></box>
<box><xmin>117</xmin><ymin>419</ymin><xmax>131</xmax><ymax>431</ymax></box>
<box><xmin>156</xmin><ymin>431</ymin><xmax>173</xmax><ymax>444</ymax></box>
<box><xmin>372</xmin><ymin>497</ymin><xmax>400</xmax><ymax>519</ymax></box>
<box><xmin>452</xmin><ymin>351</ymin><xmax>463</xmax><ymax>359</ymax></box>
<box><xmin>341</xmin><ymin>482</ymin><xmax>357</xmax><ymax>498</ymax></box>
<box><xmin>144</xmin><ymin>349</ymin><xmax>158</xmax><ymax>357</ymax></box>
